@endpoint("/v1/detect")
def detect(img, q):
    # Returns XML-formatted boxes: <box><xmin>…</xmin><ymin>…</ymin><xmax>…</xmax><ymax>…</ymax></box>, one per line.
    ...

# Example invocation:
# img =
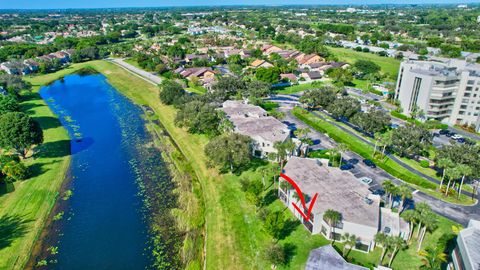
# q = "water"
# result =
<box><xmin>38</xmin><ymin>74</ymin><xmax>160</xmax><ymax>269</ymax></box>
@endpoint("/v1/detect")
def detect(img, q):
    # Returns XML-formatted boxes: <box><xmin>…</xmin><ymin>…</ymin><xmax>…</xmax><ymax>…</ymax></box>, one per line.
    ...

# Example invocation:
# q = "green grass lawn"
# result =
<box><xmin>0</xmin><ymin>78</ymin><xmax>71</xmax><ymax>269</ymax></box>
<box><xmin>328</xmin><ymin>46</ymin><xmax>401</xmax><ymax>78</ymax></box>
<box><xmin>186</xmin><ymin>81</ymin><xmax>207</xmax><ymax>95</ymax></box>
<box><xmin>274</xmin><ymin>81</ymin><xmax>326</xmax><ymax>94</ymax></box>
<box><xmin>292</xmin><ymin>107</ymin><xmax>475</xmax><ymax>206</ymax></box>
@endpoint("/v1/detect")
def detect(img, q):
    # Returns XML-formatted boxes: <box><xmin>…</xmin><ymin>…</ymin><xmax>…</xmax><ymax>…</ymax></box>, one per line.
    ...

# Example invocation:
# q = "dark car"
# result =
<box><xmin>348</xmin><ymin>158</ymin><xmax>359</xmax><ymax>165</ymax></box>
<box><xmin>439</xmin><ymin>129</ymin><xmax>450</xmax><ymax>135</ymax></box>
<box><xmin>340</xmin><ymin>163</ymin><xmax>354</xmax><ymax>170</ymax></box>
<box><xmin>432</xmin><ymin>132</ymin><xmax>440</xmax><ymax>137</ymax></box>
<box><xmin>446</xmin><ymin>132</ymin><xmax>455</xmax><ymax>137</ymax></box>
<box><xmin>457</xmin><ymin>138</ymin><xmax>466</xmax><ymax>143</ymax></box>
<box><xmin>363</xmin><ymin>159</ymin><xmax>376</xmax><ymax>168</ymax></box>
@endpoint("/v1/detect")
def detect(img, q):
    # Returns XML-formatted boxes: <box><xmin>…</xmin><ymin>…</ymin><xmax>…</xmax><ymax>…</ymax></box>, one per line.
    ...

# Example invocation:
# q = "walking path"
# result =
<box><xmin>107</xmin><ymin>58</ymin><xmax>163</xmax><ymax>85</ymax></box>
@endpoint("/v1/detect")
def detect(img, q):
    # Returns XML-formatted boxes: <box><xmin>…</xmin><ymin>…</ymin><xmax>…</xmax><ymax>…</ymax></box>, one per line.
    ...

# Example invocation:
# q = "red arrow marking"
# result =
<box><xmin>280</xmin><ymin>173</ymin><xmax>318</xmax><ymax>221</ymax></box>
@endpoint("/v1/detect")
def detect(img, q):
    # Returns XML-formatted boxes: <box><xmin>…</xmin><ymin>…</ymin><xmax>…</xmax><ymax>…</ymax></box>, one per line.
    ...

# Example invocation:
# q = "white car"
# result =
<box><xmin>358</xmin><ymin>177</ymin><xmax>373</xmax><ymax>185</ymax></box>
<box><xmin>452</xmin><ymin>134</ymin><xmax>463</xmax><ymax>140</ymax></box>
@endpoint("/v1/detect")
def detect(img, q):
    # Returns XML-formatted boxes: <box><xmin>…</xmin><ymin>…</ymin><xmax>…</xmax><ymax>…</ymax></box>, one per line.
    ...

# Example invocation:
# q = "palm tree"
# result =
<box><xmin>388</xmin><ymin>236</ymin><xmax>407</xmax><ymax>267</ymax></box>
<box><xmin>382</xmin><ymin>180</ymin><xmax>395</xmax><ymax>207</ymax></box>
<box><xmin>417</xmin><ymin>212</ymin><xmax>438</xmax><ymax>252</ymax></box>
<box><xmin>457</xmin><ymin>164</ymin><xmax>472</xmax><ymax>199</ymax></box>
<box><xmin>258</xmin><ymin>166</ymin><xmax>269</xmax><ymax>190</ymax></box>
<box><xmin>436</xmin><ymin>158</ymin><xmax>453</xmax><ymax>191</ymax></box>
<box><xmin>402</xmin><ymin>209</ymin><xmax>417</xmax><ymax>242</ymax></box>
<box><xmin>375</xmin><ymin>232</ymin><xmax>390</xmax><ymax>265</ymax></box>
<box><xmin>419</xmin><ymin>247</ymin><xmax>447</xmax><ymax>270</ymax></box>
<box><xmin>329</xmin><ymin>147</ymin><xmax>339</xmax><ymax>166</ymax></box>
<box><xmin>414</xmin><ymin>202</ymin><xmax>431</xmax><ymax>239</ymax></box>
<box><xmin>380</xmin><ymin>130</ymin><xmax>393</xmax><ymax>157</ymax></box>
<box><xmin>341</xmin><ymin>233</ymin><xmax>357</xmax><ymax>256</ymax></box>
<box><xmin>294</xmin><ymin>127</ymin><xmax>311</xmax><ymax>157</ymax></box>
<box><xmin>444</xmin><ymin>167</ymin><xmax>462</xmax><ymax>196</ymax></box>
<box><xmin>373</xmin><ymin>132</ymin><xmax>382</xmax><ymax>155</ymax></box>
<box><xmin>397</xmin><ymin>184</ymin><xmax>412</xmax><ymax>213</ymax></box>
<box><xmin>337</xmin><ymin>143</ymin><xmax>348</xmax><ymax>166</ymax></box>
<box><xmin>323</xmin><ymin>209</ymin><xmax>342</xmax><ymax>242</ymax></box>
<box><xmin>274</xmin><ymin>140</ymin><xmax>295</xmax><ymax>169</ymax></box>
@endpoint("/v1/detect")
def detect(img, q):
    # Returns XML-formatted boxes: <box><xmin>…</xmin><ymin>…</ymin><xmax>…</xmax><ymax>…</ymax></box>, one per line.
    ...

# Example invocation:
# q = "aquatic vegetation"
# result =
<box><xmin>53</xmin><ymin>211</ymin><xmax>64</xmax><ymax>221</ymax></box>
<box><xmin>62</xmin><ymin>190</ymin><xmax>73</xmax><ymax>200</ymax></box>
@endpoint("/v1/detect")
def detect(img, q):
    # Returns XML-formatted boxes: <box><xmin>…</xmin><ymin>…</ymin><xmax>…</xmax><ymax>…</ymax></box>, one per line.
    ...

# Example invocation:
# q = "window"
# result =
<box><xmin>321</xmin><ymin>226</ymin><xmax>327</xmax><ymax>236</ymax></box>
<box><xmin>464</xmin><ymin>93</ymin><xmax>471</xmax><ymax>97</ymax></box>
<box><xmin>409</xmin><ymin>77</ymin><xmax>422</xmax><ymax>111</ymax></box>
<box><xmin>355</xmin><ymin>242</ymin><xmax>370</xmax><ymax>252</ymax></box>
<box><xmin>468</xmin><ymin>80</ymin><xmax>475</xmax><ymax>85</ymax></box>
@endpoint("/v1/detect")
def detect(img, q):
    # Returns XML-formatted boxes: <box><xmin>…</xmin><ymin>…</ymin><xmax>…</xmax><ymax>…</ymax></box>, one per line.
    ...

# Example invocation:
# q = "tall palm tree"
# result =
<box><xmin>417</xmin><ymin>212</ymin><xmax>438</xmax><ymax>252</ymax></box>
<box><xmin>341</xmin><ymin>233</ymin><xmax>357</xmax><ymax>256</ymax></box>
<box><xmin>444</xmin><ymin>167</ymin><xmax>462</xmax><ymax>196</ymax></box>
<box><xmin>329</xmin><ymin>147</ymin><xmax>339</xmax><ymax>166</ymax></box>
<box><xmin>436</xmin><ymin>158</ymin><xmax>453</xmax><ymax>191</ymax></box>
<box><xmin>388</xmin><ymin>236</ymin><xmax>407</xmax><ymax>267</ymax></box>
<box><xmin>274</xmin><ymin>140</ymin><xmax>295</xmax><ymax>169</ymax></box>
<box><xmin>375</xmin><ymin>232</ymin><xmax>390</xmax><ymax>265</ymax></box>
<box><xmin>373</xmin><ymin>132</ymin><xmax>382</xmax><ymax>155</ymax></box>
<box><xmin>323</xmin><ymin>209</ymin><xmax>342</xmax><ymax>242</ymax></box>
<box><xmin>294</xmin><ymin>127</ymin><xmax>311</xmax><ymax>157</ymax></box>
<box><xmin>419</xmin><ymin>247</ymin><xmax>447</xmax><ymax>270</ymax></box>
<box><xmin>402</xmin><ymin>209</ymin><xmax>417</xmax><ymax>242</ymax></box>
<box><xmin>397</xmin><ymin>184</ymin><xmax>412</xmax><ymax>213</ymax></box>
<box><xmin>457</xmin><ymin>164</ymin><xmax>472</xmax><ymax>199</ymax></box>
<box><xmin>380</xmin><ymin>130</ymin><xmax>393</xmax><ymax>157</ymax></box>
<box><xmin>382</xmin><ymin>180</ymin><xmax>395</xmax><ymax>207</ymax></box>
<box><xmin>337</xmin><ymin>143</ymin><xmax>348</xmax><ymax>166</ymax></box>
<box><xmin>414</xmin><ymin>202</ymin><xmax>431</xmax><ymax>239</ymax></box>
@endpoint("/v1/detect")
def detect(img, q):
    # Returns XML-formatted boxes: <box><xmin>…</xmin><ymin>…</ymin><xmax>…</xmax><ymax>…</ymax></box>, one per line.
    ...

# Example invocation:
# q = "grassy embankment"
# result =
<box><xmin>0</xmin><ymin>73</ymin><xmax>72</xmax><ymax>269</ymax></box>
<box><xmin>292</xmin><ymin>107</ymin><xmax>475</xmax><ymax>206</ymax></box>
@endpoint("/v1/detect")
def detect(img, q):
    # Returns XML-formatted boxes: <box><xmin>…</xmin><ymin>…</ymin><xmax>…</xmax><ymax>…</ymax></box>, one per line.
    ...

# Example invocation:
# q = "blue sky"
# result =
<box><xmin>1</xmin><ymin>0</ymin><xmax>480</xmax><ymax>9</ymax></box>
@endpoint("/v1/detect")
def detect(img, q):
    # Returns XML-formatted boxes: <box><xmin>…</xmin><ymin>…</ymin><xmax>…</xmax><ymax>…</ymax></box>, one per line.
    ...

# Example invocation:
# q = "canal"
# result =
<box><xmin>33</xmin><ymin>73</ymin><xmax>176</xmax><ymax>269</ymax></box>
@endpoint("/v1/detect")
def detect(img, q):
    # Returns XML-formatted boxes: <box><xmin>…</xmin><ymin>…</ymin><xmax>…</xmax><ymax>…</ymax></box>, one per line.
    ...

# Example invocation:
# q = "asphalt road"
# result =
<box><xmin>107</xmin><ymin>58</ymin><xmax>163</xmax><ymax>85</ymax></box>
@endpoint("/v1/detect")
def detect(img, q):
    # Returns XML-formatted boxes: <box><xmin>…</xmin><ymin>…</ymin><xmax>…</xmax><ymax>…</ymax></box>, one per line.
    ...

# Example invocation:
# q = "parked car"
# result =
<box><xmin>457</xmin><ymin>138</ymin><xmax>466</xmax><ymax>143</ymax></box>
<box><xmin>358</xmin><ymin>177</ymin><xmax>373</xmax><ymax>185</ymax></box>
<box><xmin>439</xmin><ymin>129</ymin><xmax>450</xmax><ymax>135</ymax></box>
<box><xmin>348</xmin><ymin>158</ymin><xmax>359</xmax><ymax>165</ymax></box>
<box><xmin>446</xmin><ymin>132</ymin><xmax>455</xmax><ymax>137</ymax></box>
<box><xmin>452</xmin><ymin>134</ymin><xmax>463</xmax><ymax>140</ymax></box>
<box><xmin>340</xmin><ymin>163</ymin><xmax>354</xmax><ymax>170</ymax></box>
<box><xmin>390</xmin><ymin>123</ymin><xmax>399</xmax><ymax>129</ymax></box>
<box><xmin>363</xmin><ymin>159</ymin><xmax>376</xmax><ymax>168</ymax></box>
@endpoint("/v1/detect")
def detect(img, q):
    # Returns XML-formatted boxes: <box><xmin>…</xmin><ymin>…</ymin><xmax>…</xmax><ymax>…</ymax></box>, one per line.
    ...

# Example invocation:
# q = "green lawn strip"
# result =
<box><xmin>124</xmin><ymin>58</ymin><xmax>144</xmax><ymax>70</ymax></box>
<box><xmin>0</xmin><ymin>81</ymin><xmax>71</xmax><ymax>269</ymax></box>
<box><xmin>292</xmin><ymin>107</ymin><xmax>475</xmax><ymax>205</ymax></box>
<box><xmin>186</xmin><ymin>82</ymin><xmax>207</xmax><ymax>95</ymax></box>
<box><xmin>327</xmin><ymin>46</ymin><xmax>401</xmax><ymax>78</ymax></box>
<box><xmin>274</xmin><ymin>81</ymin><xmax>326</xmax><ymax>95</ymax></box>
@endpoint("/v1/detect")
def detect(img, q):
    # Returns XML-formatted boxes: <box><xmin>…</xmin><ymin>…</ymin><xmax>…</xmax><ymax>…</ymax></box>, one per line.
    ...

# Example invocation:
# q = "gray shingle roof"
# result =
<box><xmin>306</xmin><ymin>245</ymin><xmax>369</xmax><ymax>270</ymax></box>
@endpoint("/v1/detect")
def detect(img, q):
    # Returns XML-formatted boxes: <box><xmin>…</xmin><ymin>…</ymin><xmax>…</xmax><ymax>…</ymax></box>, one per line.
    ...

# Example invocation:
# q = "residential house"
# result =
<box><xmin>277</xmin><ymin>50</ymin><xmax>302</xmax><ymax>60</ymax></box>
<box><xmin>297</xmin><ymin>54</ymin><xmax>324</xmax><ymax>65</ymax></box>
<box><xmin>221</xmin><ymin>100</ymin><xmax>291</xmax><ymax>158</ymax></box>
<box><xmin>261</xmin><ymin>44</ymin><xmax>282</xmax><ymax>55</ymax></box>
<box><xmin>24</xmin><ymin>59</ymin><xmax>40</xmax><ymax>72</ymax></box>
<box><xmin>306</xmin><ymin>245</ymin><xmax>369</xmax><ymax>270</ymax></box>
<box><xmin>185</xmin><ymin>54</ymin><xmax>210</xmax><ymax>63</ymax></box>
<box><xmin>451</xmin><ymin>219</ymin><xmax>480</xmax><ymax>270</ymax></box>
<box><xmin>0</xmin><ymin>61</ymin><xmax>30</xmax><ymax>75</ymax></box>
<box><xmin>301</xmin><ymin>71</ymin><xmax>322</xmax><ymax>82</ymax></box>
<box><xmin>280</xmin><ymin>73</ymin><xmax>298</xmax><ymax>83</ymax></box>
<box><xmin>53</xmin><ymin>51</ymin><xmax>70</xmax><ymax>63</ymax></box>
<box><xmin>279</xmin><ymin>157</ymin><xmax>409</xmax><ymax>252</ymax></box>
<box><xmin>174</xmin><ymin>67</ymin><xmax>216</xmax><ymax>83</ymax></box>
<box><xmin>250</xmin><ymin>59</ymin><xmax>274</xmax><ymax>69</ymax></box>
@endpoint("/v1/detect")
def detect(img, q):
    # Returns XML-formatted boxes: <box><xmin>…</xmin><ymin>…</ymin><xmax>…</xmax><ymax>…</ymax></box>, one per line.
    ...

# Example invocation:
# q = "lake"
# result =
<box><xmin>35</xmin><ymin>73</ymin><xmax>175</xmax><ymax>269</ymax></box>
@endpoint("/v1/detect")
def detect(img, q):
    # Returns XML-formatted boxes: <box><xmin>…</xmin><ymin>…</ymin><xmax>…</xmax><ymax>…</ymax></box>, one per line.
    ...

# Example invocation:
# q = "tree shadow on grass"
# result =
<box><xmin>234</xmin><ymin>158</ymin><xmax>269</xmax><ymax>175</ymax></box>
<box><xmin>33</xmin><ymin>116</ymin><xmax>63</xmax><ymax>130</ymax></box>
<box><xmin>0</xmin><ymin>182</ymin><xmax>15</xmax><ymax>197</ymax></box>
<box><xmin>0</xmin><ymin>214</ymin><xmax>33</xmax><ymax>250</ymax></box>
<box><xmin>283</xmin><ymin>242</ymin><xmax>297</xmax><ymax>266</ymax></box>
<box><xmin>21</xmin><ymin>102</ymin><xmax>45</xmax><ymax>114</ymax></box>
<box><xmin>279</xmin><ymin>219</ymin><xmax>300</xmax><ymax>240</ymax></box>
<box><xmin>261</xmin><ymin>189</ymin><xmax>278</xmax><ymax>207</ymax></box>
<box><xmin>35</xmin><ymin>140</ymin><xmax>71</xmax><ymax>159</ymax></box>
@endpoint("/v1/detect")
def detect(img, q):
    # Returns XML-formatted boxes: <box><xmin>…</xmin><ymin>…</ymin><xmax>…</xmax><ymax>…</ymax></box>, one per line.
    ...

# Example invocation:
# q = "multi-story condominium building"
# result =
<box><xmin>395</xmin><ymin>59</ymin><xmax>480</xmax><ymax>130</ymax></box>
<box><xmin>278</xmin><ymin>157</ymin><xmax>409</xmax><ymax>252</ymax></box>
<box><xmin>451</xmin><ymin>219</ymin><xmax>480</xmax><ymax>270</ymax></box>
<box><xmin>221</xmin><ymin>100</ymin><xmax>293</xmax><ymax>159</ymax></box>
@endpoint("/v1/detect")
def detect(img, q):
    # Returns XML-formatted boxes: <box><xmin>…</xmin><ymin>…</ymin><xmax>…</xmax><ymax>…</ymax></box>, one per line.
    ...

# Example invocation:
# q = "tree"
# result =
<box><xmin>274</xmin><ymin>139</ymin><xmax>296</xmax><ymax>169</ymax></box>
<box><xmin>341</xmin><ymin>233</ymin><xmax>357</xmax><ymax>256</ymax></box>
<box><xmin>444</xmin><ymin>167</ymin><xmax>462</xmax><ymax>196</ymax></box>
<box><xmin>255</xmin><ymin>67</ymin><xmax>280</xmax><ymax>84</ymax></box>
<box><xmin>2</xmin><ymin>159</ymin><xmax>28</xmax><ymax>182</ymax></box>
<box><xmin>264</xmin><ymin>211</ymin><xmax>285</xmax><ymax>240</ymax></box>
<box><xmin>0</xmin><ymin>95</ymin><xmax>20</xmax><ymax>115</ymax></box>
<box><xmin>327</xmin><ymin>97</ymin><xmax>361</xmax><ymax>119</ymax></box>
<box><xmin>417</xmin><ymin>212</ymin><xmax>438</xmax><ymax>252</ymax></box>
<box><xmin>325</xmin><ymin>68</ymin><xmax>353</xmax><ymax>86</ymax></box>
<box><xmin>299</xmin><ymin>87</ymin><xmax>337</xmax><ymax>110</ymax></box>
<box><xmin>390</xmin><ymin>124</ymin><xmax>432</xmax><ymax>157</ymax></box>
<box><xmin>204</xmin><ymin>133</ymin><xmax>252</xmax><ymax>173</ymax></box>
<box><xmin>397</xmin><ymin>184</ymin><xmax>412</xmax><ymax>213</ymax></box>
<box><xmin>0</xmin><ymin>112</ymin><xmax>43</xmax><ymax>158</ymax></box>
<box><xmin>388</xmin><ymin>236</ymin><xmax>407</xmax><ymax>267</ymax></box>
<box><xmin>402</xmin><ymin>209</ymin><xmax>417</xmax><ymax>242</ymax></box>
<box><xmin>323</xmin><ymin>209</ymin><xmax>341</xmax><ymax>241</ymax></box>
<box><xmin>382</xmin><ymin>180</ymin><xmax>396</xmax><ymax>208</ymax></box>
<box><xmin>350</xmin><ymin>109</ymin><xmax>391</xmax><ymax>134</ymax></box>
<box><xmin>436</xmin><ymin>158</ymin><xmax>454</xmax><ymax>191</ymax></box>
<box><xmin>264</xmin><ymin>243</ymin><xmax>287</xmax><ymax>266</ymax></box>
<box><xmin>337</xmin><ymin>143</ymin><xmax>348</xmax><ymax>166</ymax></box>
<box><xmin>375</xmin><ymin>232</ymin><xmax>390</xmax><ymax>265</ymax></box>
<box><xmin>175</xmin><ymin>100</ymin><xmax>223</xmax><ymax>137</ymax></box>
<box><xmin>457</xmin><ymin>164</ymin><xmax>472</xmax><ymax>199</ymax></box>
<box><xmin>419</xmin><ymin>247</ymin><xmax>447</xmax><ymax>270</ymax></box>
<box><xmin>354</xmin><ymin>60</ymin><xmax>381</xmax><ymax>76</ymax></box>
<box><xmin>159</xmin><ymin>80</ymin><xmax>185</xmax><ymax>106</ymax></box>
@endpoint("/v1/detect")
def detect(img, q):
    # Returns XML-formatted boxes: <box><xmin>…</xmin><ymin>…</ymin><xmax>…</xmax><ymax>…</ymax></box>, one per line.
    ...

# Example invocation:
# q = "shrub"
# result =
<box><xmin>419</xmin><ymin>160</ymin><xmax>430</xmax><ymax>168</ymax></box>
